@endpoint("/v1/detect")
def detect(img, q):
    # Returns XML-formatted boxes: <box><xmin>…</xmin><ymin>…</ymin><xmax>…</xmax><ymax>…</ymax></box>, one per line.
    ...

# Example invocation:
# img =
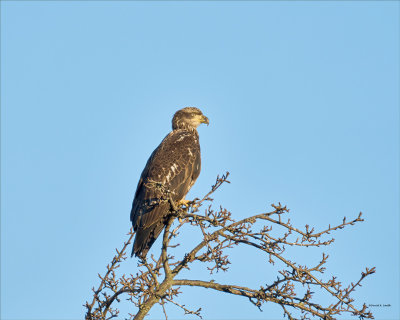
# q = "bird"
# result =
<box><xmin>130</xmin><ymin>107</ymin><xmax>209</xmax><ymax>258</ymax></box>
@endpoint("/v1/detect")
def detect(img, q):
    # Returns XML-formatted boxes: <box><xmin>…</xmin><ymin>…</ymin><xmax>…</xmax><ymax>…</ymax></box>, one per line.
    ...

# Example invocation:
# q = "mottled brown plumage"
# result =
<box><xmin>130</xmin><ymin>107</ymin><xmax>209</xmax><ymax>258</ymax></box>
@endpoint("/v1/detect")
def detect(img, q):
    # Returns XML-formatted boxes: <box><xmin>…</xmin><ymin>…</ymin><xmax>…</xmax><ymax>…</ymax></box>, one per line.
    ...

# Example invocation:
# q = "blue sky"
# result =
<box><xmin>1</xmin><ymin>1</ymin><xmax>399</xmax><ymax>319</ymax></box>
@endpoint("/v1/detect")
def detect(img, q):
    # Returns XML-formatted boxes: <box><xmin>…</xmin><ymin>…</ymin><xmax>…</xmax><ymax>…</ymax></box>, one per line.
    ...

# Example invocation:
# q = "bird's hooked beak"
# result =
<box><xmin>201</xmin><ymin>115</ymin><xmax>209</xmax><ymax>126</ymax></box>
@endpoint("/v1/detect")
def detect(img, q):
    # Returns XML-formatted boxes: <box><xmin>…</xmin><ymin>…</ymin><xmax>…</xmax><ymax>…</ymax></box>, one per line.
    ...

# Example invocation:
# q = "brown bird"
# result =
<box><xmin>130</xmin><ymin>107</ymin><xmax>209</xmax><ymax>258</ymax></box>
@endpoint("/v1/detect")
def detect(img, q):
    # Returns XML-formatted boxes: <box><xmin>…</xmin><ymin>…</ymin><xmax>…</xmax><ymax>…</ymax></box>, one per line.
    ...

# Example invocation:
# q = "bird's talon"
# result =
<box><xmin>178</xmin><ymin>199</ymin><xmax>191</xmax><ymax>207</ymax></box>
<box><xmin>178</xmin><ymin>199</ymin><xmax>200</xmax><ymax>209</ymax></box>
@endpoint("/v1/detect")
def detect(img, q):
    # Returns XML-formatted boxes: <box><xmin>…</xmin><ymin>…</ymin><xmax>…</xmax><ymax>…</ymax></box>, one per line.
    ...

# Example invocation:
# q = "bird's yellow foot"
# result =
<box><xmin>178</xmin><ymin>199</ymin><xmax>191</xmax><ymax>207</ymax></box>
<box><xmin>178</xmin><ymin>199</ymin><xmax>199</xmax><ymax>208</ymax></box>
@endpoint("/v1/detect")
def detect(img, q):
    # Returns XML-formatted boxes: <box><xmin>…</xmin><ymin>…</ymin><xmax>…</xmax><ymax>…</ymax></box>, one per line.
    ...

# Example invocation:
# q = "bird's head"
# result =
<box><xmin>172</xmin><ymin>107</ymin><xmax>209</xmax><ymax>130</ymax></box>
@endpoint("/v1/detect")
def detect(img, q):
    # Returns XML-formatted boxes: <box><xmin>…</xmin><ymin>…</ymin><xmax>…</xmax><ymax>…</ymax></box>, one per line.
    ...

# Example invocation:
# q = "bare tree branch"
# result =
<box><xmin>85</xmin><ymin>172</ymin><xmax>375</xmax><ymax>320</ymax></box>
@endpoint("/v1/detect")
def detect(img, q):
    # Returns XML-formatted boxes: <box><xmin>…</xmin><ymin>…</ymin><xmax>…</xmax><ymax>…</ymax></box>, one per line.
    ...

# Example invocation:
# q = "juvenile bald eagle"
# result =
<box><xmin>130</xmin><ymin>107</ymin><xmax>209</xmax><ymax>258</ymax></box>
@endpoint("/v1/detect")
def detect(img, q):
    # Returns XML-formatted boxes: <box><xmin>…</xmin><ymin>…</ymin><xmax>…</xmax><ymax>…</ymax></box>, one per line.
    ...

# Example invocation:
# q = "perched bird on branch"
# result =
<box><xmin>130</xmin><ymin>107</ymin><xmax>209</xmax><ymax>258</ymax></box>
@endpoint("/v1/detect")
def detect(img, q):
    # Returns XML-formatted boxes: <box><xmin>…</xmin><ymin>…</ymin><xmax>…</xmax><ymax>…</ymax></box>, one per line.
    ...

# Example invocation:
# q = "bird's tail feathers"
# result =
<box><xmin>132</xmin><ymin>223</ymin><xmax>164</xmax><ymax>258</ymax></box>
